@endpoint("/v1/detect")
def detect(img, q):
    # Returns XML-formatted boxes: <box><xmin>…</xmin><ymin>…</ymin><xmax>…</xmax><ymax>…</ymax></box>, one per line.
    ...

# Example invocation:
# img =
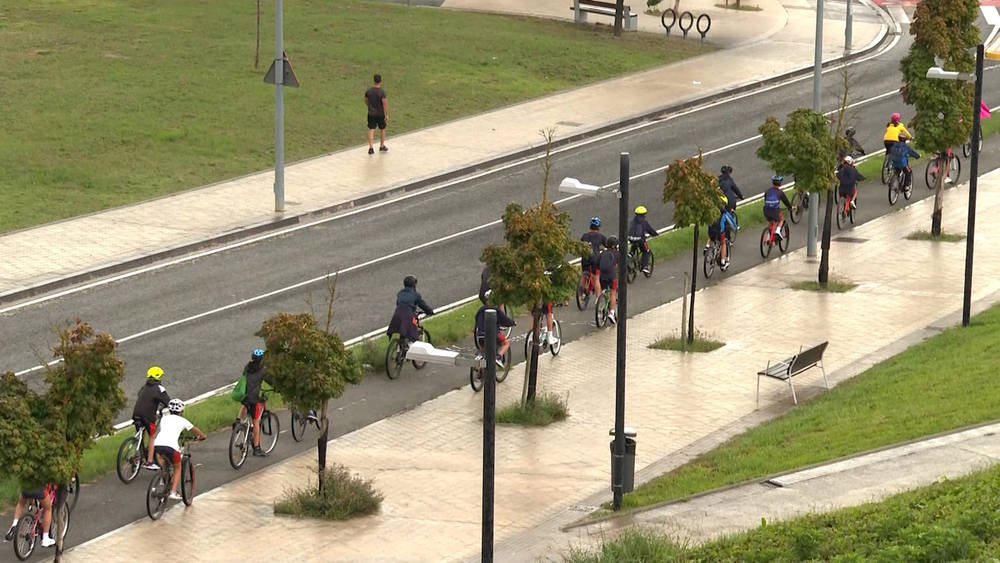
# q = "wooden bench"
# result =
<box><xmin>570</xmin><ymin>0</ymin><xmax>638</xmax><ymax>31</ymax></box>
<box><xmin>756</xmin><ymin>341</ymin><xmax>830</xmax><ymax>406</ymax></box>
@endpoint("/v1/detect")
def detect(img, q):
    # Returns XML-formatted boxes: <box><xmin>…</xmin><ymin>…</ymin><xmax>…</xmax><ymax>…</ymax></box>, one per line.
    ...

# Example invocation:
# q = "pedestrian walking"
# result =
<box><xmin>365</xmin><ymin>74</ymin><xmax>389</xmax><ymax>155</ymax></box>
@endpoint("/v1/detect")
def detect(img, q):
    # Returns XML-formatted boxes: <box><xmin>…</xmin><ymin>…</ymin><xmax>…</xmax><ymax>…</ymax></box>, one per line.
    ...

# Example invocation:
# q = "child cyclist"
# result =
<box><xmin>474</xmin><ymin>303</ymin><xmax>516</xmax><ymax>367</ymax></box>
<box><xmin>153</xmin><ymin>399</ymin><xmax>206</xmax><ymax>500</ymax></box>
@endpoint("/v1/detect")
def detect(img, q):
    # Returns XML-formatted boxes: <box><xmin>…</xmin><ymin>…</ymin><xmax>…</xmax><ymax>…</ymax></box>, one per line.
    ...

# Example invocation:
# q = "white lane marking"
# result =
<box><xmin>888</xmin><ymin>5</ymin><xmax>909</xmax><ymax>25</ymax></box>
<box><xmin>1</xmin><ymin>36</ymin><xmax>899</xmax><ymax>315</ymax></box>
<box><xmin>983</xmin><ymin>6</ymin><xmax>1000</xmax><ymax>48</ymax></box>
<box><xmin>8</xmin><ymin>87</ymin><xmax>939</xmax><ymax>379</ymax></box>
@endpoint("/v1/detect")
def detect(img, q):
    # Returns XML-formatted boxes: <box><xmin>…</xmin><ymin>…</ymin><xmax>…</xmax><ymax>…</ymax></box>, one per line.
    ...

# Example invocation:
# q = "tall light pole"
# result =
<box><xmin>808</xmin><ymin>0</ymin><xmax>825</xmax><ymax>257</ymax></box>
<box><xmin>926</xmin><ymin>44</ymin><xmax>984</xmax><ymax>327</ymax></box>
<box><xmin>274</xmin><ymin>0</ymin><xmax>285</xmax><ymax>212</ymax></box>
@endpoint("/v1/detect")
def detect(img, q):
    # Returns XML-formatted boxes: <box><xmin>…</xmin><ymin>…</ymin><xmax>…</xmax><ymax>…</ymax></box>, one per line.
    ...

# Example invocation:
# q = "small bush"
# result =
<box><xmin>496</xmin><ymin>393</ymin><xmax>569</xmax><ymax>426</ymax></box>
<box><xmin>907</xmin><ymin>230</ymin><xmax>966</xmax><ymax>242</ymax></box>
<box><xmin>273</xmin><ymin>464</ymin><xmax>383</xmax><ymax>521</ymax></box>
<box><xmin>790</xmin><ymin>279</ymin><xmax>857</xmax><ymax>293</ymax></box>
<box><xmin>649</xmin><ymin>329</ymin><xmax>724</xmax><ymax>353</ymax></box>
<box><xmin>564</xmin><ymin>528</ymin><xmax>684</xmax><ymax>562</ymax></box>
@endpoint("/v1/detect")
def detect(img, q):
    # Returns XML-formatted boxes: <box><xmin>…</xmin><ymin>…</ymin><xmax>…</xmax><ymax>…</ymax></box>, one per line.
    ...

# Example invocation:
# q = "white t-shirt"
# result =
<box><xmin>153</xmin><ymin>413</ymin><xmax>194</xmax><ymax>451</ymax></box>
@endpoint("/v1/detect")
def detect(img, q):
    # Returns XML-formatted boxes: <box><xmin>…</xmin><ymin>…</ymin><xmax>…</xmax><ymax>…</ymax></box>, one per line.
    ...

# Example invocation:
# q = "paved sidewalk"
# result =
<box><xmin>60</xmin><ymin>171</ymin><xmax>1000</xmax><ymax>562</ymax></box>
<box><xmin>0</xmin><ymin>0</ymin><xmax>888</xmax><ymax>302</ymax></box>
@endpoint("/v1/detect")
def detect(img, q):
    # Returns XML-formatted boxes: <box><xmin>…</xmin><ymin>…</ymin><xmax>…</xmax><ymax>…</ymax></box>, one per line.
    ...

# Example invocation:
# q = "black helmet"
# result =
<box><xmin>845</xmin><ymin>126</ymin><xmax>856</xmax><ymax>137</ymax></box>
<box><xmin>403</xmin><ymin>276</ymin><xmax>417</xmax><ymax>288</ymax></box>
<box><xmin>898</xmin><ymin>132</ymin><xmax>910</xmax><ymax>141</ymax></box>
<box><xmin>606</xmin><ymin>235</ymin><xmax>619</xmax><ymax>248</ymax></box>
<box><xmin>721</xmin><ymin>165</ymin><xmax>733</xmax><ymax>174</ymax></box>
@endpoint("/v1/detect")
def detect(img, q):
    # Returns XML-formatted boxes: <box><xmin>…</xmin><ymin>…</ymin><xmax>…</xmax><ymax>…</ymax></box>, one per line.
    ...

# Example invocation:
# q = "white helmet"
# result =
<box><xmin>168</xmin><ymin>399</ymin><xmax>185</xmax><ymax>414</ymax></box>
<box><xmin>843</xmin><ymin>155</ymin><xmax>854</xmax><ymax>165</ymax></box>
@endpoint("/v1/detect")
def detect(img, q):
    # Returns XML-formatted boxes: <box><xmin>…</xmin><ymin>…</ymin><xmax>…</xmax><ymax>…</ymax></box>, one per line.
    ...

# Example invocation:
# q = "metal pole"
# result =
<box><xmin>807</xmin><ymin>0</ymin><xmax>824</xmax><ymax>257</ymax></box>
<box><xmin>614</xmin><ymin>0</ymin><xmax>624</xmax><ymax>36</ymax></box>
<box><xmin>845</xmin><ymin>0</ymin><xmax>853</xmax><ymax>52</ymax></box>
<box><xmin>274</xmin><ymin>0</ymin><xmax>285</xmax><ymax>212</ymax></box>
<box><xmin>963</xmin><ymin>44</ymin><xmax>984</xmax><ymax>327</ymax></box>
<box><xmin>612</xmin><ymin>153</ymin><xmax>629</xmax><ymax>511</ymax></box>
<box><xmin>482</xmin><ymin>310</ymin><xmax>497</xmax><ymax>562</ymax></box>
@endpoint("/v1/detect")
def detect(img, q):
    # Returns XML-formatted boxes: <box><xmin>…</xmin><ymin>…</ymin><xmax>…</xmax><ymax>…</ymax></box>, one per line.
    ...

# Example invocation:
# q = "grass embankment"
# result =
<box><xmin>617</xmin><ymin>302</ymin><xmax>1000</xmax><ymax>510</ymax></box>
<box><xmin>568</xmin><ymin>463</ymin><xmax>1000</xmax><ymax>561</ymax></box>
<box><xmin>2</xmin><ymin>0</ymin><xmax>710</xmax><ymax>234</ymax></box>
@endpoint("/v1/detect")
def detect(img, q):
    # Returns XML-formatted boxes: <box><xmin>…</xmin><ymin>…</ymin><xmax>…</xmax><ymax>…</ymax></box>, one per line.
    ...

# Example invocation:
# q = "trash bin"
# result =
<box><xmin>609</xmin><ymin>427</ymin><xmax>637</xmax><ymax>494</ymax></box>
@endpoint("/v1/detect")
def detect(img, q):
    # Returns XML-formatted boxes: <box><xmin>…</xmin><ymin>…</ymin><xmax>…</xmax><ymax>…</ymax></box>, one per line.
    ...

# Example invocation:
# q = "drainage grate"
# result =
<box><xmin>568</xmin><ymin>505</ymin><xmax>599</xmax><ymax>513</ymax></box>
<box><xmin>555</xmin><ymin>121</ymin><xmax>583</xmax><ymax>127</ymax></box>
<box><xmin>760</xmin><ymin>479</ymin><xmax>784</xmax><ymax>489</ymax></box>
<box><xmin>835</xmin><ymin>237</ymin><xmax>868</xmax><ymax>244</ymax></box>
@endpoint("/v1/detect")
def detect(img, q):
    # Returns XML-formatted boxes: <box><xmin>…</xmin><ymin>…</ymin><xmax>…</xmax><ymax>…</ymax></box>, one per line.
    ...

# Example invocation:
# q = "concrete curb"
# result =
<box><xmin>0</xmin><ymin>10</ymin><xmax>894</xmax><ymax>306</ymax></box>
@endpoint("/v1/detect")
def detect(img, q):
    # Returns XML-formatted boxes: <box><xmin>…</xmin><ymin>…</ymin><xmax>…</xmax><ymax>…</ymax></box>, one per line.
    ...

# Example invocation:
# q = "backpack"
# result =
<box><xmin>231</xmin><ymin>374</ymin><xmax>247</xmax><ymax>402</ymax></box>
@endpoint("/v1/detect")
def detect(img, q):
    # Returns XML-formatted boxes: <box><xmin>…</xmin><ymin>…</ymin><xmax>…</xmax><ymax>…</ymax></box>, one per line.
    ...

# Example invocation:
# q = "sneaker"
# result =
<box><xmin>721</xmin><ymin>258</ymin><xmax>730</xmax><ymax>272</ymax></box>
<box><xmin>168</xmin><ymin>492</ymin><xmax>183</xmax><ymax>501</ymax></box>
<box><xmin>495</xmin><ymin>356</ymin><xmax>505</xmax><ymax>368</ymax></box>
<box><xmin>775</xmin><ymin>230</ymin><xmax>784</xmax><ymax>241</ymax></box>
<box><xmin>608</xmin><ymin>311</ymin><xmax>617</xmax><ymax>325</ymax></box>
<box><xmin>547</xmin><ymin>333</ymin><xmax>559</xmax><ymax>346</ymax></box>
<box><xmin>642</xmin><ymin>268</ymin><xmax>650</xmax><ymax>275</ymax></box>
<box><xmin>368</xmin><ymin>147</ymin><xmax>375</xmax><ymax>155</ymax></box>
<box><xmin>850</xmin><ymin>200</ymin><xmax>857</xmax><ymax>210</ymax></box>
<box><xmin>946</xmin><ymin>176</ymin><xmax>953</xmax><ymax>184</ymax></box>
<box><xmin>41</xmin><ymin>536</ymin><xmax>55</xmax><ymax>548</ymax></box>
<box><xmin>379</xmin><ymin>145</ymin><xmax>389</xmax><ymax>152</ymax></box>
<box><xmin>144</xmin><ymin>461</ymin><xmax>160</xmax><ymax>470</ymax></box>
<box><xmin>5</xmin><ymin>525</ymin><xmax>15</xmax><ymax>542</ymax></box>
<box><xmin>253</xmin><ymin>447</ymin><xmax>265</xmax><ymax>457</ymax></box>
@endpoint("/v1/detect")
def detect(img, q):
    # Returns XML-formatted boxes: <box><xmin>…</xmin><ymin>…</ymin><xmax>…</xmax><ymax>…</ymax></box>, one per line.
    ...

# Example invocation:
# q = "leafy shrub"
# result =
<box><xmin>274</xmin><ymin>464</ymin><xmax>383</xmax><ymax>521</ymax></box>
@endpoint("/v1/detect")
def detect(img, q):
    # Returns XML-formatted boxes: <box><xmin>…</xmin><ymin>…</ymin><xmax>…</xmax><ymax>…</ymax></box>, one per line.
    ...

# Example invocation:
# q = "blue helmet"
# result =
<box><xmin>589</xmin><ymin>217</ymin><xmax>601</xmax><ymax>228</ymax></box>
<box><xmin>771</xmin><ymin>174</ymin><xmax>783</xmax><ymax>184</ymax></box>
<box><xmin>252</xmin><ymin>348</ymin><xmax>264</xmax><ymax>360</ymax></box>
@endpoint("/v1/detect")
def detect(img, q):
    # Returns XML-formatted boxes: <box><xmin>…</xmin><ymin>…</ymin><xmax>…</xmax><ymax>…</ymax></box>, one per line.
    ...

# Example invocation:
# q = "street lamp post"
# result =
<box><xmin>926</xmin><ymin>44</ymin><xmax>984</xmax><ymax>327</ymax></box>
<box><xmin>559</xmin><ymin>152</ymin><xmax>630</xmax><ymax>511</ymax></box>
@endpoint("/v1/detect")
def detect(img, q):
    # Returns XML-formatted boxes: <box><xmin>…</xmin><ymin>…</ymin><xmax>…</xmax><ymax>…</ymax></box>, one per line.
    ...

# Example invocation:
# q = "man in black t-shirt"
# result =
<box><xmin>365</xmin><ymin>74</ymin><xmax>389</xmax><ymax>155</ymax></box>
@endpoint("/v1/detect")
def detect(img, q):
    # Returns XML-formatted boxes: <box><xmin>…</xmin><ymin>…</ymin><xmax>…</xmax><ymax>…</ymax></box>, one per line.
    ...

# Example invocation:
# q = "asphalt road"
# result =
<box><xmin>3</xmin><ymin>11</ymin><xmax>1000</xmax><ymax>558</ymax></box>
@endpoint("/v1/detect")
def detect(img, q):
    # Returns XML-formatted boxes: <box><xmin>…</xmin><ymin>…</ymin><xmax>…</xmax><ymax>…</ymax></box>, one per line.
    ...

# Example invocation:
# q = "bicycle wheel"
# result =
<box><xmin>949</xmin><ymin>155</ymin><xmax>961</xmax><ymax>183</ymax></box>
<box><xmin>836</xmin><ymin>204</ymin><xmax>845</xmax><ymax>230</ymax></box>
<box><xmin>291</xmin><ymin>411</ymin><xmax>307</xmax><ymax>442</ymax></box>
<box><xmin>903</xmin><ymin>175</ymin><xmax>913</xmax><ymax>200</ymax></box>
<box><xmin>888</xmin><ymin>174</ymin><xmax>900</xmax><ymax>205</ymax></box>
<box><xmin>626</xmin><ymin>248</ymin><xmax>638</xmax><ymax>284</ymax></box>
<box><xmin>963</xmin><ymin>138</ymin><xmax>972</xmax><ymax>158</ymax></box>
<box><xmin>789</xmin><ymin>191</ymin><xmax>804</xmax><ymax>224</ymax></box>
<box><xmin>470</xmin><ymin>366</ymin><xmax>484</xmax><ymax>393</ymax></box>
<box><xmin>67</xmin><ymin>471</ymin><xmax>80</xmax><ymax>513</ymax></box>
<box><xmin>13</xmin><ymin>516</ymin><xmax>37</xmax><ymax>561</ymax></box>
<box><xmin>384</xmin><ymin>336</ymin><xmax>404</xmax><ymax>380</ymax></box>
<box><xmin>643</xmin><ymin>251</ymin><xmax>654</xmax><ymax>277</ymax></box>
<box><xmin>849</xmin><ymin>202</ymin><xmax>856</xmax><ymax>225</ymax></box>
<box><xmin>595</xmin><ymin>293</ymin><xmax>609</xmax><ymax>327</ymax></box>
<box><xmin>496</xmin><ymin>348</ymin><xmax>512</xmax><ymax>383</ymax></box>
<box><xmin>411</xmin><ymin>328</ymin><xmax>432</xmax><ymax>370</ymax></box>
<box><xmin>146</xmin><ymin>472</ymin><xmax>169</xmax><ymax>520</ymax></box>
<box><xmin>881</xmin><ymin>155</ymin><xmax>891</xmax><ymax>184</ymax></box>
<box><xmin>759</xmin><ymin>227</ymin><xmax>772</xmax><ymax>258</ymax></box>
<box><xmin>228</xmin><ymin>423</ymin><xmax>249</xmax><ymax>470</ymax></box>
<box><xmin>117</xmin><ymin>435</ymin><xmax>142</xmax><ymax>484</ymax></box>
<box><xmin>926</xmin><ymin>159</ymin><xmax>938</xmax><ymax>189</ymax></box>
<box><xmin>181</xmin><ymin>458</ymin><xmax>195</xmax><ymax>506</ymax></box>
<box><xmin>703</xmin><ymin>245</ymin><xmax>716</xmax><ymax>278</ymax></box>
<box><xmin>778</xmin><ymin>223</ymin><xmax>790</xmax><ymax>253</ymax></box>
<box><xmin>260</xmin><ymin>411</ymin><xmax>280</xmax><ymax>455</ymax></box>
<box><xmin>576</xmin><ymin>275</ymin><xmax>591</xmax><ymax>310</ymax></box>
<box><xmin>51</xmin><ymin>503</ymin><xmax>70</xmax><ymax>540</ymax></box>
<box><xmin>549</xmin><ymin>320</ymin><xmax>562</xmax><ymax>356</ymax></box>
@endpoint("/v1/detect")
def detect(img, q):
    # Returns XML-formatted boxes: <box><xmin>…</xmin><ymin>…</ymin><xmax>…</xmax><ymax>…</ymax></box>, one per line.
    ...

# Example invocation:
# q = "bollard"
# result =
<box><xmin>661</xmin><ymin>8</ymin><xmax>677</xmax><ymax>35</ymax></box>
<box><xmin>678</xmin><ymin>11</ymin><xmax>694</xmax><ymax>38</ymax></box>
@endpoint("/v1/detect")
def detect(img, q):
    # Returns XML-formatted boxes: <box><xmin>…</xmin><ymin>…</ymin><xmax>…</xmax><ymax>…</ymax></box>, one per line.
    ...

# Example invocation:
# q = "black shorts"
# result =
<box><xmin>838</xmin><ymin>184</ymin><xmax>856</xmax><ymax>197</ymax></box>
<box><xmin>367</xmin><ymin>115</ymin><xmax>387</xmax><ymax>130</ymax></box>
<box><xmin>20</xmin><ymin>488</ymin><xmax>46</xmax><ymax>500</ymax></box>
<box><xmin>763</xmin><ymin>207</ymin><xmax>782</xmax><ymax>223</ymax></box>
<box><xmin>154</xmin><ymin>445</ymin><xmax>181</xmax><ymax>466</ymax></box>
<box><xmin>581</xmin><ymin>257</ymin><xmax>599</xmax><ymax>274</ymax></box>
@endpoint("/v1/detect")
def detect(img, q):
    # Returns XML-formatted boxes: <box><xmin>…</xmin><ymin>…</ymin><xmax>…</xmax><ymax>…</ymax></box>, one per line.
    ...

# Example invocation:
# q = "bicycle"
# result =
<box><xmin>291</xmin><ymin>409</ymin><xmax>322</xmax><ymax>442</ymax></box>
<box><xmin>962</xmin><ymin>133</ymin><xmax>983</xmax><ymax>158</ymax></box>
<box><xmin>576</xmin><ymin>266</ymin><xmax>600</xmax><ymax>310</ymax></box>
<box><xmin>925</xmin><ymin>149</ymin><xmax>961</xmax><ymax>189</ymax></box>
<box><xmin>146</xmin><ymin>435</ymin><xmax>200</xmax><ymax>520</ymax></box>
<box><xmin>12</xmin><ymin>488</ymin><xmax>70</xmax><ymax>561</ymax></box>
<box><xmin>595</xmin><ymin>287</ymin><xmax>614</xmax><ymax>327</ymax></box>
<box><xmin>481</xmin><ymin>291</ymin><xmax>513</xmax><ymax>339</ymax></box>
<box><xmin>789</xmin><ymin>190</ymin><xmax>809</xmax><ymax>224</ymax></box>
<box><xmin>470</xmin><ymin>336</ymin><xmax>512</xmax><ymax>393</ymax></box>
<box><xmin>66</xmin><ymin>472</ymin><xmax>80</xmax><ymax>514</ymax></box>
<box><xmin>836</xmin><ymin>191</ymin><xmax>856</xmax><ymax>230</ymax></box>
<box><xmin>626</xmin><ymin>240</ymin><xmax>654</xmax><ymax>283</ymax></box>
<box><xmin>759</xmin><ymin>216</ymin><xmax>790</xmax><ymax>258</ymax></box>
<box><xmin>703</xmin><ymin>234</ymin><xmax>732</xmax><ymax>279</ymax></box>
<box><xmin>228</xmin><ymin>390</ymin><xmax>280</xmax><ymax>470</ymax></box>
<box><xmin>523</xmin><ymin>313</ymin><xmax>562</xmax><ymax>358</ymax></box>
<box><xmin>385</xmin><ymin>315</ymin><xmax>432</xmax><ymax>380</ymax></box>
<box><xmin>881</xmin><ymin>152</ymin><xmax>893</xmax><ymax>185</ymax></box>
<box><xmin>117</xmin><ymin>414</ymin><xmax>160</xmax><ymax>484</ymax></box>
<box><xmin>886</xmin><ymin>166</ymin><xmax>912</xmax><ymax>206</ymax></box>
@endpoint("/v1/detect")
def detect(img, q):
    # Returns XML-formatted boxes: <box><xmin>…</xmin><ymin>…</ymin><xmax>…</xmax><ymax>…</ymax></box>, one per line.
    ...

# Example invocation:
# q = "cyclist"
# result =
<box><xmin>234</xmin><ymin>348</ymin><xmax>273</xmax><ymax>457</ymax></box>
<box><xmin>718</xmin><ymin>165</ymin><xmax>744</xmax><ymax>216</ymax></box>
<box><xmin>478</xmin><ymin>265</ymin><xmax>491</xmax><ymax>305</ymax></box>
<box><xmin>132</xmin><ymin>366</ymin><xmax>171</xmax><ymax>470</ymax></box>
<box><xmin>888</xmin><ymin>132</ymin><xmax>919</xmax><ymax>190</ymax></box>
<box><xmin>474</xmin><ymin>303</ymin><xmax>516</xmax><ymax>367</ymax></box>
<box><xmin>883</xmin><ymin>112</ymin><xmax>912</xmax><ymax>152</ymax></box>
<box><xmin>5</xmin><ymin>485</ymin><xmax>55</xmax><ymax>547</ymax></box>
<box><xmin>844</xmin><ymin>126</ymin><xmax>866</xmax><ymax>157</ymax></box>
<box><xmin>627</xmin><ymin>206</ymin><xmax>658</xmax><ymax>275</ymax></box>
<box><xmin>580</xmin><ymin>217</ymin><xmax>607</xmax><ymax>297</ymax></box>
<box><xmin>153</xmin><ymin>399</ymin><xmax>205</xmax><ymax>501</ymax></box>
<box><xmin>387</xmin><ymin>276</ymin><xmax>435</xmax><ymax>351</ymax></box>
<box><xmin>836</xmin><ymin>156</ymin><xmax>866</xmax><ymax>209</ymax></box>
<box><xmin>706</xmin><ymin>191</ymin><xmax>734</xmax><ymax>269</ymax></box>
<box><xmin>598</xmin><ymin>236</ymin><xmax>620</xmax><ymax>324</ymax></box>
<box><xmin>763</xmin><ymin>175</ymin><xmax>794</xmax><ymax>239</ymax></box>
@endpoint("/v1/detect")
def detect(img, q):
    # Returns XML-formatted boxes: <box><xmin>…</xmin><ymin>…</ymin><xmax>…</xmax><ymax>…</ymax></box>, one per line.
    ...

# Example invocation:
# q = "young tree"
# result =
<box><xmin>757</xmin><ymin>107</ymin><xmax>844</xmax><ymax>285</ymax></box>
<box><xmin>0</xmin><ymin>321</ymin><xmax>127</xmax><ymax>561</ymax></box>
<box><xmin>663</xmin><ymin>151</ymin><xmax>719</xmax><ymax>345</ymax></box>
<box><xmin>255</xmin><ymin>277</ymin><xmax>364</xmax><ymax>492</ymax></box>
<box><xmin>900</xmin><ymin>0</ymin><xmax>979</xmax><ymax>235</ymax></box>
<box><xmin>480</xmin><ymin>133</ymin><xmax>589</xmax><ymax>406</ymax></box>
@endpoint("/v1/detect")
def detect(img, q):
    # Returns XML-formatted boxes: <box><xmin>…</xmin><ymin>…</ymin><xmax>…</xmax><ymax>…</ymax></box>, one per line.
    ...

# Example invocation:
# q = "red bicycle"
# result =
<box><xmin>759</xmin><ymin>216</ymin><xmax>790</xmax><ymax>258</ymax></box>
<box><xmin>576</xmin><ymin>266</ymin><xmax>600</xmax><ymax>310</ymax></box>
<box><xmin>836</xmin><ymin>190</ymin><xmax>856</xmax><ymax>230</ymax></box>
<box><xmin>12</xmin><ymin>487</ymin><xmax>69</xmax><ymax>561</ymax></box>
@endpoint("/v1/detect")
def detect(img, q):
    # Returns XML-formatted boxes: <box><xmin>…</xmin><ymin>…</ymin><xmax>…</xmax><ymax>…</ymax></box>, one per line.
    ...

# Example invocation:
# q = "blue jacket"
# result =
<box><xmin>836</xmin><ymin>166</ymin><xmax>866</xmax><ymax>191</ymax></box>
<box><xmin>396</xmin><ymin>287</ymin><xmax>434</xmax><ymax>315</ymax></box>
<box><xmin>627</xmin><ymin>216</ymin><xmax>657</xmax><ymax>242</ymax></box>
<box><xmin>890</xmin><ymin>142</ymin><xmax>920</xmax><ymax>169</ymax></box>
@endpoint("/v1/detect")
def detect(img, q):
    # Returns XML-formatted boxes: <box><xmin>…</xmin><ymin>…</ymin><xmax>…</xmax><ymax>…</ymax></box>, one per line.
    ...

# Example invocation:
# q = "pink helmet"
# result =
<box><xmin>891</xmin><ymin>112</ymin><xmax>901</xmax><ymax>122</ymax></box>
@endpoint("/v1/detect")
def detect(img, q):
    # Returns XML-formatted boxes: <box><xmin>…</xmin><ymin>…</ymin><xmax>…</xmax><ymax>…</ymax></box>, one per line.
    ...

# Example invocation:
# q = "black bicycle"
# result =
<box><xmin>146</xmin><ymin>435</ymin><xmax>200</xmax><ymax>520</ymax></box>
<box><xmin>385</xmin><ymin>316</ymin><xmax>432</xmax><ymax>380</ymax></box>
<box><xmin>228</xmin><ymin>390</ymin><xmax>280</xmax><ymax>469</ymax></box>
<box><xmin>626</xmin><ymin>240</ymin><xmax>654</xmax><ymax>283</ymax></box>
<box><xmin>291</xmin><ymin>409</ymin><xmax>322</xmax><ymax>442</ymax></box>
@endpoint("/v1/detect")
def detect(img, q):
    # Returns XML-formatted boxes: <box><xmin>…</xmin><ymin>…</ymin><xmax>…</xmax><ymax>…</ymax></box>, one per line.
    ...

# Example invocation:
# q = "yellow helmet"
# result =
<box><xmin>635</xmin><ymin>206</ymin><xmax>648</xmax><ymax>215</ymax></box>
<box><xmin>147</xmin><ymin>366</ymin><xmax>164</xmax><ymax>381</ymax></box>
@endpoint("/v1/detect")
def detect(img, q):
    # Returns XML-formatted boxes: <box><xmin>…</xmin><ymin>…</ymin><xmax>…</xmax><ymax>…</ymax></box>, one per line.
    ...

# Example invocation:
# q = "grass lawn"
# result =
<box><xmin>649</xmin><ymin>333</ymin><xmax>725</xmax><ymax>353</ymax></box>
<box><xmin>790</xmin><ymin>279</ymin><xmax>857</xmax><ymax>292</ymax></box>
<box><xmin>1</xmin><ymin>0</ymin><xmax>710</xmax><ymax>234</ymax></box>
<box><xmin>617</xmin><ymin>302</ymin><xmax>1000</xmax><ymax>510</ymax></box>
<box><xmin>568</xmin><ymin>463</ymin><xmax>1000</xmax><ymax>561</ymax></box>
<box><xmin>496</xmin><ymin>393</ymin><xmax>569</xmax><ymax>426</ymax></box>
<box><xmin>907</xmin><ymin>230</ymin><xmax>966</xmax><ymax>242</ymax></box>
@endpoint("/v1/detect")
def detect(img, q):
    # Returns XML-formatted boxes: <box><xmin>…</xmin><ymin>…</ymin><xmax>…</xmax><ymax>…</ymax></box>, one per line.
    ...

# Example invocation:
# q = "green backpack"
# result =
<box><xmin>231</xmin><ymin>374</ymin><xmax>248</xmax><ymax>402</ymax></box>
